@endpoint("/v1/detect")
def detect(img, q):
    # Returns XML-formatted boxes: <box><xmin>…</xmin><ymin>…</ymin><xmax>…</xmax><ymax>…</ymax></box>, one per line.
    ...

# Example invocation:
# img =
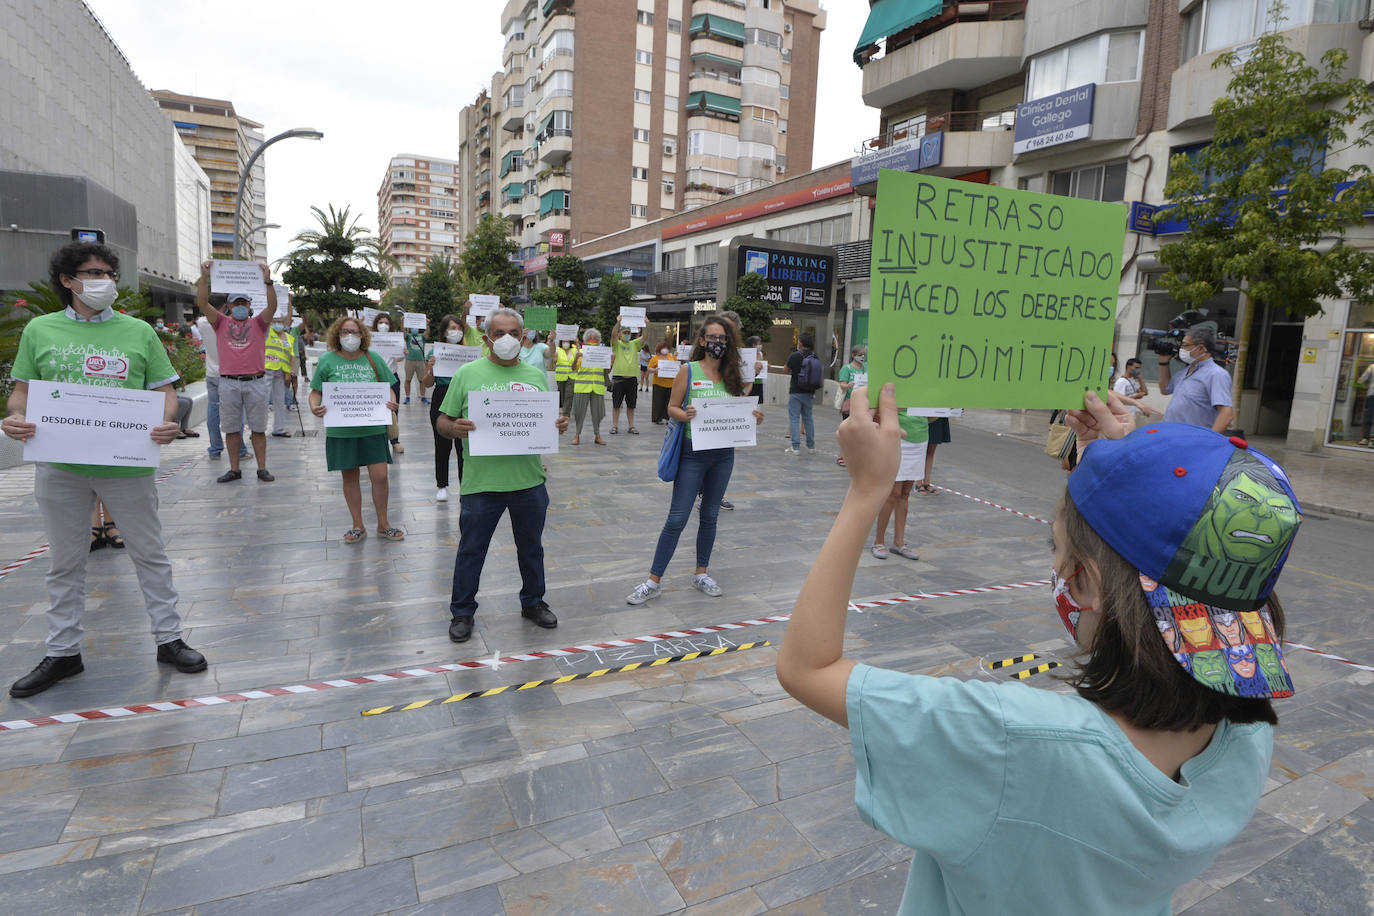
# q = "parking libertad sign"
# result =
<box><xmin>722</xmin><ymin>237</ymin><xmax>835</xmax><ymax>314</ymax></box>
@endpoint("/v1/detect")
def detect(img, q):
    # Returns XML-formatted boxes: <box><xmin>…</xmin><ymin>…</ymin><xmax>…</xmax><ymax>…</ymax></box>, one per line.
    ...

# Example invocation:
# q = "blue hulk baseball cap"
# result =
<box><xmin>1067</xmin><ymin>424</ymin><xmax>1301</xmax><ymax>700</ymax></box>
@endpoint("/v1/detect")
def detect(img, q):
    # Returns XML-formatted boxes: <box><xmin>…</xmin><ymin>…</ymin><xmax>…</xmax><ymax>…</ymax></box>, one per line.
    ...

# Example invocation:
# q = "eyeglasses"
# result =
<box><xmin>703</xmin><ymin>334</ymin><xmax>729</xmax><ymax>343</ymax></box>
<box><xmin>74</xmin><ymin>269</ymin><xmax>119</xmax><ymax>281</ymax></box>
<box><xmin>487</xmin><ymin>327</ymin><xmax>521</xmax><ymax>339</ymax></box>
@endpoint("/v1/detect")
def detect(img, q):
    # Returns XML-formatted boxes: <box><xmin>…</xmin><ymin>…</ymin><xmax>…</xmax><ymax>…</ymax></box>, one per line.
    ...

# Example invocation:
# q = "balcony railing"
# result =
<box><xmin>861</xmin><ymin>105</ymin><xmax>1017</xmax><ymax>151</ymax></box>
<box><xmin>647</xmin><ymin>263</ymin><xmax>719</xmax><ymax>297</ymax></box>
<box><xmin>689</xmin><ymin>70</ymin><xmax>742</xmax><ymax>86</ymax></box>
<box><xmin>858</xmin><ymin>1</ymin><xmax>1027</xmax><ymax>65</ymax></box>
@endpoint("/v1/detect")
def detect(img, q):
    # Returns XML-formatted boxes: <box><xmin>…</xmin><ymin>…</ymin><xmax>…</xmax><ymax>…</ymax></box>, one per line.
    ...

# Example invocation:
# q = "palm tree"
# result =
<box><xmin>277</xmin><ymin>204</ymin><xmax>397</xmax><ymax>274</ymax></box>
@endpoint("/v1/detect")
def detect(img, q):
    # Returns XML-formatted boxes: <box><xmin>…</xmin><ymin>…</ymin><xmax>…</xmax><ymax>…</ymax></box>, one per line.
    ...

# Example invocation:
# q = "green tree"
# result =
<box><xmin>459</xmin><ymin>214</ymin><xmax>521</xmax><ymax>301</ymax></box>
<box><xmin>279</xmin><ymin>204</ymin><xmax>390</xmax><ymax>320</ymax></box>
<box><xmin>722</xmin><ymin>271</ymin><xmax>774</xmax><ymax>341</ymax></box>
<box><xmin>412</xmin><ymin>255</ymin><xmax>465</xmax><ymax>329</ymax></box>
<box><xmin>1160</xmin><ymin>5</ymin><xmax>1374</xmax><ymax>412</ymax></box>
<box><xmin>531</xmin><ymin>255</ymin><xmax>596</xmax><ymax>330</ymax></box>
<box><xmin>378</xmin><ymin>280</ymin><xmax>417</xmax><ymax>314</ymax></box>
<box><xmin>596</xmin><ymin>273</ymin><xmax>635</xmax><ymax>337</ymax></box>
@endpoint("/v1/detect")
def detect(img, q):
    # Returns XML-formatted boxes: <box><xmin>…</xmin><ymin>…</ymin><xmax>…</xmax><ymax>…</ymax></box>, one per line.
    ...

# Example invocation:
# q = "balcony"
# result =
<box><xmin>860</xmin><ymin>2</ymin><xmax>1026</xmax><ymax>109</ymax></box>
<box><xmin>537</xmin><ymin>130</ymin><xmax>572</xmax><ymax>165</ymax></box>
<box><xmin>691</xmin><ymin>37</ymin><xmax>744</xmax><ymax>64</ymax></box>
<box><xmin>853</xmin><ymin>106</ymin><xmax>1016</xmax><ymax>192</ymax></box>
<box><xmin>502</xmin><ymin>98</ymin><xmax>526</xmax><ymax>131</ymax></box>
<box><xmin>689</xmin><ymin>72</ymin><xmax>742</xmax><ymax>97</ymax></box>
<box><xmin>535</xmin><ymin>209</ymin><xmax>571</xmax><ymax>237</ymax></box>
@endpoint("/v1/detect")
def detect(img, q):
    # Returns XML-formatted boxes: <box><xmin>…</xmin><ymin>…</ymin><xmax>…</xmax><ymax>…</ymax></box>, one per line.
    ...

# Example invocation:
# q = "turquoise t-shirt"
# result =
<box><xmin>438</xmin><ymin>357</ymin><xmax>549</xmax><ymax>496</ymax></box>
<box><xmin>846</xmin><ymin>664</ymin><xmax>1273</xmax><ymax>915</ymax></box>
<box><xmin>11</xmin><ymin>310</ymin><xmax>178</xmax><ymax>478</ymax></box>
<box><xmin>682</xmin><ymin>362</ymin><xmax>729</xmax><ymax>440</ymax></box>
<box><xmin>404</xmin><ymin>329</ymin><xmax>427</xmax><ymax>361</ymax></box>
<box><xmin>309</xmin><ymin>350</ymin><xmax>397</xmax><ymax>439</ymax></box>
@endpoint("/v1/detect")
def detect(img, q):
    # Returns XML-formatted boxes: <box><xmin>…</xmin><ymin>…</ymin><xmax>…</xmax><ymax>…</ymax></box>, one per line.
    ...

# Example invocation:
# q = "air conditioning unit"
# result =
<box><xmin>664</xmin><ymin>139</ymin><xmax>676</xmax><ymax>155</ymax></box>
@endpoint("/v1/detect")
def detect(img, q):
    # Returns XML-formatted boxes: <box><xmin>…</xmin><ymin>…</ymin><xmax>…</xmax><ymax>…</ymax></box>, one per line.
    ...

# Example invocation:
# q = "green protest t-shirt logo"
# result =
<box><xmin>1163</xmin><ymin>452</ymin><xmax>1301</xmax><ymax>609</ymax></box>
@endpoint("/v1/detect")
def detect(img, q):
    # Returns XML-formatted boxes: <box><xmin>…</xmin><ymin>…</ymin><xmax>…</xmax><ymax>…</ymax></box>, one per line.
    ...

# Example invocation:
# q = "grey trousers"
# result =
<box><xmin>572</xmin><ymin>390</ymin><xmax>605</xmax><ymax>436</ymax></box>
<box><xmin>267</xmin><ymin>369</ymin><xmax>289</xmax><ymax>434</ymax></box>
<box><xmin>33</xmin><ymin>464</ymin><xmax>184</xmax><ymax>657</ymax></box>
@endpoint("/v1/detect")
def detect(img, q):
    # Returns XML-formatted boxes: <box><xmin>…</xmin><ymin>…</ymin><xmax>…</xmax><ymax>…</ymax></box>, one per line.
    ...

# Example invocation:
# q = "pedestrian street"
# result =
<box><xmin>0</xmin><ymin>399</ymin><xmax>1371</xmax><ymax>914</ymax></box>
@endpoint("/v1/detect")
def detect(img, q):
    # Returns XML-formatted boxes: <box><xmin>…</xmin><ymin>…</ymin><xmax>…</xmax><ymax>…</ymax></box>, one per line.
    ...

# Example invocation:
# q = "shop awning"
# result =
<box><xmin>686</xmin><ymin>91</ymin><xmax>741</xmax><ymax>117</ymax></box>
<box><xmin>690</xmin><ymin>14</ymin><xmax>746</xmax><ymax>43</ymax></box>
<box><xmin>539</xmin><ymin>189</ymin><xmax>568</xmax><ymax>216</ymax></box>
<box><xmin>854</xmin><ymin>0</ymin><xmax>944</xmax><ymax>65</ymax></box>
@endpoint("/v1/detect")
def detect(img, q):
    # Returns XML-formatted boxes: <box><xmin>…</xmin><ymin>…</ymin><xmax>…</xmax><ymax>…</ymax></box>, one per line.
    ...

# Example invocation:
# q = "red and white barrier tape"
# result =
<box><xmin>849</xmin><ymin>578</ymin><xmax>1051</xmax><ymax>611</ymax></box>
<box><xmin>0</xmin><ymin>455</ymin><xmax>199</xmax><ymax>583</ymax></box>
<box><xmin>933</xmin><ymin>485</ymin><xmax>1051</xmax><ymax>525</ymax></box>
<box><xmin>1287</xmin><ymin>642</ymin><xmax>1374</xmax><ymax>674</ymax></box>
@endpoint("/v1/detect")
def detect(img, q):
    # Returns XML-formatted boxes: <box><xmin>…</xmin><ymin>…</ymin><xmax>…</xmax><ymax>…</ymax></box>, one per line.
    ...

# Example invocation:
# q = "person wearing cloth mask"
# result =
<box><xmin>626</xmin><ymin>315</ymin><xmax>764</xmax><ymax>606</ymax></box>
<box><xmin>778</xmin><ymin>386</ymin><xmax>1301</xmax><ymax>914</ymax></box>
<box><xmin>4</xmin><ymin>241</ymin><xmax>207</xmax><ymax>697</ymax></box>
<box><xmin>608</xmin><ymin>316</ymin><xmax>645</xmax><ymax>435</ymax></box>
<box><xmin>421</xmin><ymin>313</ymin><xmax>467</xmax><ymax>502</ymax></box>
<box><xmin>551</xmin><ymin>333</ymin><xmax>579</xmax><ymax>417</ymax></box>
<box><xmin>308</xmin><ymin>316</ymin><xmax>404</xmax><ymax>544</ymax></box>
<box><xmin>569</xmin><ymin>328</ymin><xmax>608</xmax><ymax>446</ymax></box>
<box><xmin>195</xmin><ymin>259</ymin><xmax>277</xmax><ymax>483</ymax></box>
<box><xmin>265</xmin><ymin>310</ymin><xmax>297</xmax><ymax>439</ymax></box>
<box><xmin>1113</xmin><ymin>357</ymin><xmax>1158</xmax><ymax>426</ymax></box>
<box><xmin>835</xmin><ymin>345</ymin><xmax>866</xmax><ymax>467</ymax></box>
<box><xmin>1159</xmin><ymin>325</ymin><xmax>1235</xmax><ymax>433</ymax></box>
<box><xmin>436</xmin><ymin>307</ymin><xmax>569</xmax><ymax>642</ymax></box>
<box><xmin>647</xmin><ymin>339</ymin><xmax>676</xmax><ymax>425</ymax></box>
<box><xmin>372</xmin><ymin>312</ymin><xmax>405</xmax><ymax>454</ymax></box>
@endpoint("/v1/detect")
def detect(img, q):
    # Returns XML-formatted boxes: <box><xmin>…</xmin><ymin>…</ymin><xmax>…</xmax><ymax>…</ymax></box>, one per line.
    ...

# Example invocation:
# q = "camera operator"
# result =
<box><xmin>1157</xmin><ymin>326</ymin><xmax>1235</xmax><ymax>433</ymax></box>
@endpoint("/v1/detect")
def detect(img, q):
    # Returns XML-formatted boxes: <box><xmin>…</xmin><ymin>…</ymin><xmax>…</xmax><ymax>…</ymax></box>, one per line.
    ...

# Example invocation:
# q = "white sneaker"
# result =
<box><xmin>784</xmin><ymin>446</ymin><xmax>800</xmax><ymax>455</ymax></box>
<box><xmin>436</xmin><ymin>487</ymin><xmax>449</xmax><ymax>502</ymax></box>
<box><xmin>626</xmin><ymin>580</ymin><xmax>662</xmax><ymax>605</ymax></box>
<box><xmin>692</xmin><ymin>573</ymin><xmax>723</xmax><ymax>597</ymax></box>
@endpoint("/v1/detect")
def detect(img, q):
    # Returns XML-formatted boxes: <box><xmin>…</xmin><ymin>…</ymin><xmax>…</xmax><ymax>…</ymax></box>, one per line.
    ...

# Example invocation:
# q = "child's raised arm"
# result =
<box><xmin>777</xmin><ymin>383</ymin><xmax>903</xmax><ymax>726</ymax></box>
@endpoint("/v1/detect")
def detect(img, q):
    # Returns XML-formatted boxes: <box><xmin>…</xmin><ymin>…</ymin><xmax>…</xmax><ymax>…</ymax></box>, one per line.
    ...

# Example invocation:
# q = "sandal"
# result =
<box><xmin>343</xmin><ymin>528</ymin><xmax>366</xmax><ymax>544</ymax></box>
<box><xmin>90</xmin><ymin>525</ymin><xmax>107</xmax><ymax>552</ymax></box>
<box><xmin>610</xmin><ymin>427</ymin><xmax>618</xmax><ymax>434</ymax></box>
<box><xmin>594</xmin><ymin>437</ymin><xmax>606</xmax><ymax>446</ymax></box>
<box><xmin>181</xmin><ymin>430</ymin><xmax>200</xmax><ymax>438</ymax></box>
<box><xmin>836</xmin><ymin>457</ymin><xmax>846</xmax><ymax>467</ymax></box>
<box><xmin>628</xmin><ymin>427</ymin><xmax>639</xmax><ymax>435</ymax></box>
<box><xmin>571</xmin><ymin>436</ymin><xmax>580</xmax><ymax>446</ymax></box>
<box><xmin>102</xmin><ymin>522</ymin><xmax>125</xmax><ymax>549</ymax></box>
<box><xmin>917</xmin><ymin>484</ymin><xmax>938</xmax><ymax>495</ymax></box>
<box><xmin>377</xmin><ymin>526</ymin><xmax>405</xmax><ymax>541</ymax></box>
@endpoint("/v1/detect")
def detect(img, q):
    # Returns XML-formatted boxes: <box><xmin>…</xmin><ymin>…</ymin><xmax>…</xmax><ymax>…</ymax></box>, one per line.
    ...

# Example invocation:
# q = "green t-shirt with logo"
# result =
<box><xmin>11</xmin><ymin>311</ymin><xmax>178</xmax><ymax>478</ymax></box>
<box><xmin>439</xmin><ymin>357</ymin><xmax>549</xmax><ymax>496</ymax></box>
<box><xmin>684</xmin><ymin>362</ymin><xmax>732</xmax><ymax>440</ymax></box>
<box><xmin>612</xmin><ymin>335</ymin><xmax>643</xmax><ymax>377</ymax></box>
<box><xmin>309</xmin><ymin>350</ymin><xmax>397</xmax><ymax>439</ymax></box>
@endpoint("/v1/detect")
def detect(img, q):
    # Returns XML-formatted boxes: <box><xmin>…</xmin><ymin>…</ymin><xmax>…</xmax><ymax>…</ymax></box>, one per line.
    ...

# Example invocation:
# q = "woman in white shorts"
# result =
<box><xmin>872</xmin><ymin>411</ymin><xmax>927</xmax><ymax>560</ymax></box>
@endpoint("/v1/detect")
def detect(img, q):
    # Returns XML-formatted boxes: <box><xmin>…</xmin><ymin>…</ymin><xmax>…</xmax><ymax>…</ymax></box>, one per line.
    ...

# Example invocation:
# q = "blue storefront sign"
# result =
<box><xmin>1014</xmin><ymin>84</ymin><xmax>1095</xmax><ymax>155</ymax></box>
<box><xmin>850</xmin><ymin>131</ymin><xmax>945</xmax><ymax>185</ymax></box>
<box><xmin>1128</xmin><ymin>180</ymin><xmax>1374</xmax><ymax>236</ymax></box>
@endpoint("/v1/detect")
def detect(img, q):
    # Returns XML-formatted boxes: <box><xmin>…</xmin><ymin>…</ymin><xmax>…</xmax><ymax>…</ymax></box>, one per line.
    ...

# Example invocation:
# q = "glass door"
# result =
<box><xmin>1327</xmin><ymin>321</ymin><xmax>1374</xmax><ymax>448</ymax></box>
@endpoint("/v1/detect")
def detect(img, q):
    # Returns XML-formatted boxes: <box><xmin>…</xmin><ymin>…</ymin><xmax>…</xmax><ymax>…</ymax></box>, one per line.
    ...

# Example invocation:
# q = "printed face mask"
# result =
<box><xmin>230</xmin><ymin>305</ymin><xmax>251</xmax><ymax>320</ymax></box>
<box><xmin>491</xmin><ymin>334</ymin><xmax>522</xmax><ymax>360</ymax></box>
<box><xmin>340</xmin><ymin>334</ymin><xmax>361</xmax><ymax>353</ymax></box>
<box><xmin>75</xmin><ymin>278</ymin><xmax>118</xmax><ymax>310</ymax></box>
<box><xmin>703</xmin><ymin>340</ymin><xmax>728</xmax><ymax>360</ymax></box>
<box><xmin>1051</xmin><ymin>567</ymin><xmax>1091</xmax><ymax>641</ymax></box>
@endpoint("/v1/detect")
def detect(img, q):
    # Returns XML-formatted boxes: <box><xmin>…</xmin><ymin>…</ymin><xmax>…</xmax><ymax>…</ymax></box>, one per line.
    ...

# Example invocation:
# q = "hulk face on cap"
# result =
<box><xmin>1198</xmin><ymin>470</ymin><xmax>1300</xmax><ymax>567</ymax></box>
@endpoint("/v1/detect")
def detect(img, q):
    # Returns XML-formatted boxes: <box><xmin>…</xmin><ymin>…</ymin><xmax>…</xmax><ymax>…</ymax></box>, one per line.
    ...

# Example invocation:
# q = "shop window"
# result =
<box><xmin>1329</xmin><ymin>302</ymin><xmax>1374</xmax><ymax>445</ymax></box>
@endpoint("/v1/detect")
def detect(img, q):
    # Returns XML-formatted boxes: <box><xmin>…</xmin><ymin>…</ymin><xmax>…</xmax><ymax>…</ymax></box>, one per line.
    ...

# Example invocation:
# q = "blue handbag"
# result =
<box><xmin>656</xmin><ymin>362</ymin><xmax>690</xmax><ymax>482</ymax></box>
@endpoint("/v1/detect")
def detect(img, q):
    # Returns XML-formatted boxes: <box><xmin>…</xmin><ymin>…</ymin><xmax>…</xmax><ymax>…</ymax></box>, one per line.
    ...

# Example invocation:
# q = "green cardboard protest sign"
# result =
<box><xmin>867</xmin><ymin>170</ymin><xmax>1127</xmax><ymax>409</ymax></box>
<box><xmin>524</xmin><ymin>306</ymin><xmax>557</xmax><ymax>333</ymax></box>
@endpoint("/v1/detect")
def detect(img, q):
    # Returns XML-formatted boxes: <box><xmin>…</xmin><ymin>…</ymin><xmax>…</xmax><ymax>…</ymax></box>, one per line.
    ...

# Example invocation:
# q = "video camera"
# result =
<box><xmin>1140</xmin><ymin>309</ymin><xmax>1209</xmax><ymax>357</ymax></box>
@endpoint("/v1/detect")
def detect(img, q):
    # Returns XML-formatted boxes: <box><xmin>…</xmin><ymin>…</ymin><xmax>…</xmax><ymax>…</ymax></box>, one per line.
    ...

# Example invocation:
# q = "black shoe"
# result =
<box><xmin>10</xmin><ymin>654</ymin><xmax>84</xmax><ymax>698</ymax></box>
<box><xmin>720</xmin><ymin>499</ymin><xmax>735</xmax><ymax>510</ymax></box>
<box><xmin>156</xmin><ymin>639</ymin><xmax>208</xmax><ymax>673</ymax></box>
<box><xmin>448</xmin><ymin>617</ymin><xmax>474</xmax><ymax>642</ymax></box>
<box><xmin>256</xmin><ymin>469</ymin><xmax>275</xmax><ymax>482</ymax></box>
<box><xmin>271</xmin><ymin>431</ymin><xmax>291</xmax><ymax>438</ymax></box>
<box><xmin>521</xmin><ymin>601</ymin><xmax>558</xmax><ymax>629</ymax></box>
<box><xmin>217</xmin><ymin>469</ymin><xmax>242</xmax><ymax>483</ymax></box>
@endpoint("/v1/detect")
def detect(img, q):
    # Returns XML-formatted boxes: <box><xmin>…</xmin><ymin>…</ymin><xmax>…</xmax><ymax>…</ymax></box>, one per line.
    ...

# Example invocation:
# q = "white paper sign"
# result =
<box><xmin>579</xmin><ymin>346</ymin><xmax>613</xmax><ymax>369</ymax></box>
<box><xmin>322</xmin><ymin>382</ymin><xmax>393</xmax><ymax>428</ymax></box>
<box><xmin>372</xmin><ymin>332</ymin><xmax>405</xmax><ymax>361</ymax></box>
<box><xmin>402</xmin><ymin>311</ymin><xmax>427</xmax><ymax>330</ymax></box>
<box><xmin>676</xmin><ymin>343</ymin><xmax>694</xmax><ymax>360</ymax></box>
<box><xmin>23</xmin><ymin>381</ymin><xmax>163</xmax><ymax>468</ymax></box>
<box><xmin>555</xmin><ymin>323</ymin><xmax>579</xmax><ymax>343</ymax></box>
<box><xmin>656</xmin><ymin>359</ymin><xmax>680</xmax><ymax>379</ymax></box>
<box><xmin>466</xmin><ymin>390</ymin><xmax>559</xmax><ymax>456</ymax></box>
<box><xmin>739</xmin><ymin>348</ymin><xmax>757</xmax><ymax>383</ymax></box>
<box><xmin>905</xmin><ymin>407</ymin><xmax>965</xmax><ymax>417</ymax></box>
<box><xmin>467</xmin><ymin>314</ymin><xmax>479</xmax><ymax>328</ymax></box>
<box><xmin>274</xmin><ymin>284</ymin><xmax>291</xmax><ymax>311</ymax></box>
<box><xmin>210</xmin><ymin>260</ymin><xmax>266</xmax><ymax>297</ymax></box>
<box><xmin>690</xmin><ymin>396</ymin><xmax>758</xmax><ymax>450</ymax></box>
<box><xmin>855</xmin><ymin>372</ymin><xmax>868</xmax><ymax>389</ymax></box>
<box><xmin>619</xmin><ymin>306</ymin><xmax>646</xmax><ymax>329</ymax></box>
<box><xmin>468</xmin><ymin>294</ymin><xmax>500</xmax><ymax>316</ymax></box>
<box><xmin>432</xmin><ymin>343</ymin><xmax>482</xmax><ymax>377</ymax></box>
<box><xmin>362</xmin><ymin>307</ymin><xmax>381</xmax><ymax>327</ymax></box>
<box><xmin>758</xmin><ymin>361</ymin><xmax>769</xmax><ymax>380</ymax></box>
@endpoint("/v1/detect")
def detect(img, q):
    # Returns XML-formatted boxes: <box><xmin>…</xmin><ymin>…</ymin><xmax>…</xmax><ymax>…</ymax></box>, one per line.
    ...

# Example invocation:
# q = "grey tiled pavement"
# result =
<box><xmin>0</xmin><ymin>395</ymin><xmax>1371</xmax><ymax>914</ymax></box>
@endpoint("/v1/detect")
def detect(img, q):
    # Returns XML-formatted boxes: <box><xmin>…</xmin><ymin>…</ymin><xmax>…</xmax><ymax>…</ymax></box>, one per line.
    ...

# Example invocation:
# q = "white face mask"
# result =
<box><xmin>340</xmin><ymin>333</ymin><xmax>362</xmax><ymax>353</ymax></box>
<box><xmin>271</xmin><ymin>323</ymin><xmax>284</xmax><ymax>332</ymax></box>
<box><xmin>377</xmin><ymin>323</ymin><xmax>390</xmax><ymax>332</ymax></box>
<box><xmin>75</xmin><ymin>278</ymin><xmax>118</xmax><ymax>310</ymax></box>
<box><xmin>1178</xmin><ymin>344</ymin><xmax>1198</xmax><ymax>365</ymax></box>
<box><xmin>491</xmin><ymin>334</ymin><xmax>522</xmax><ymax>360</ymax></box>
<box><xmin>446</xmin><ymin>330</ymin><xmax>462</xmax><ymax>343</ymax></box>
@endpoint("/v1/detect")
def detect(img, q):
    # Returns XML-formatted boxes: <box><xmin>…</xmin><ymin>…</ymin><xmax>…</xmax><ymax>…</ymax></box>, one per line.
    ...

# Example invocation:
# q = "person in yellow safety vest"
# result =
<box><xmin>551</xmin><ymin>335</ymin><xmax>579</xmax><ymax>418</ymax></box>
<box><xmin>569</xmin><ymin>328</ymin><xmax>607</xmax><ymax>446</ymax></box>
<box><xmin>265</xmin><ymin>319</ymin><xmax>298</xmax><ymax>438</ymax></box>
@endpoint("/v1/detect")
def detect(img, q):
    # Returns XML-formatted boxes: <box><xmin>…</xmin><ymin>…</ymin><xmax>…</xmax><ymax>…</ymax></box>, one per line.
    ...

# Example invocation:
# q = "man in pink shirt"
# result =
<box><xmin>196</xmin><ymin>260</ymin><xmax>278</xmax><ymax>482</ymax></box>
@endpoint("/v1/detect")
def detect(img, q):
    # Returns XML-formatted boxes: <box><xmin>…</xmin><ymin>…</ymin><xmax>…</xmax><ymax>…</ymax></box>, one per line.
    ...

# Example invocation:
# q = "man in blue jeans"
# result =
<box><xmin>435</xmin><ymin>307</ymin><xmax>570</xmax><ymax>643</ymax></box>
<box><xmin>786</xmin><ymin>332</ymin><xmax>818</xmax><ymax>454</ymax></box>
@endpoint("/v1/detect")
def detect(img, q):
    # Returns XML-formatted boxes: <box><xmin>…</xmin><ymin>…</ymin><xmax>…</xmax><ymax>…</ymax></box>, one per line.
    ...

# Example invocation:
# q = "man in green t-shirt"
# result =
<box><xmin>608</xmin><ymin>317</ymin><xmax>645</xmax><ymax>435</ymax></box>
<box><xmin>403</xmin><ymin>324</ymin><xmax>429</xmax><ymax>405</ymax></box>
<box><xmin>1</xmin><ymin>242</ymin><xmax>208</xmax><ymax>698</ymax></box>
<box><xmin>436</xmin><ymin>306</ymin><xmax>569</xmax><ymax>643</ymax></box>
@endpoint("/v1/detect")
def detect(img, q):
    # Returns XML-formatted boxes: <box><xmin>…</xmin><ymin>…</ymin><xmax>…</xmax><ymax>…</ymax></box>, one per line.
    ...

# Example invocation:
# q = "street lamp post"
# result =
<box><xmin>232</xmin><ymin>128</ymin><xmax>324</xmax><ymax>259</ymax></box>
<box><xmin>237</xmin><ymin>221</ymin><xmax>280</xmax><ymax>258</ymax></box>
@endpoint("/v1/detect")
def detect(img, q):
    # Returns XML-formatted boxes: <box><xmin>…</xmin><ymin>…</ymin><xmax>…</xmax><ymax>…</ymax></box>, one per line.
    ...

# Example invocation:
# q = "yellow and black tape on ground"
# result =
<box><xmin>986</xmin><ymin>653</ymin><xmax>1061</xmax><ymax>680</ymax></box>
<box><xmin>361</xmin><ymin>640</ymin><xmax>772</xmax><ymax>717</ymax></box>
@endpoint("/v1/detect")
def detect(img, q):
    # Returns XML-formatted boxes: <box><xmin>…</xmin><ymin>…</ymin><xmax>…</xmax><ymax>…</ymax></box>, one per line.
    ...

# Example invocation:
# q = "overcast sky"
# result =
<box><xmin>83</xmin><ymin>0</ymin><xmax>878</xmax><ymax>264</ymax></box>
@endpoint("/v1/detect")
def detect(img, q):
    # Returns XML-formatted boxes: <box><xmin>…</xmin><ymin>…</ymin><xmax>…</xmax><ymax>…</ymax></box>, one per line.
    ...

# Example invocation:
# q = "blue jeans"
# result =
<box><xmin>650</xmin><ymin>438</ymin><xmax>735</xmax><ymax>577</ymax></box>
<box><xmin>450</xmin><ymin>484</ymin><xmax>550</xmax><ymax>618</ymax></box>
<box><xmin>788</xmin><ymin>392</ymin><xmax>815</xmax><ymax>449</ymax></box>
<box><xmin>206</xmin><ymin>376</ymin><xmax>224</xmax><ymax>455</ymax></box>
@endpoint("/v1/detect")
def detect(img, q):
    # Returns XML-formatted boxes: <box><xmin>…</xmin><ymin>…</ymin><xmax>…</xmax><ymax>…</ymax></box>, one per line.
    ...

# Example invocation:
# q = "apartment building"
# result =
<box><xmin>459</xmin><ymin>0</ymin><xmax>826</xmax><ymax>291</ymax></box>
<box><xmin>850</xmin><ymin>0</ymin><xmax>1374</xmax><ymax>456</ymax></box>
<box><xmin>151</xmin><ymin>90</ymin><xmax>267</xmax><ymax>260</ymax></box>
<box><xmin>377</xmin><ymin>155</ymin><xmax>462</xmax><ymax>285</ymax></box>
